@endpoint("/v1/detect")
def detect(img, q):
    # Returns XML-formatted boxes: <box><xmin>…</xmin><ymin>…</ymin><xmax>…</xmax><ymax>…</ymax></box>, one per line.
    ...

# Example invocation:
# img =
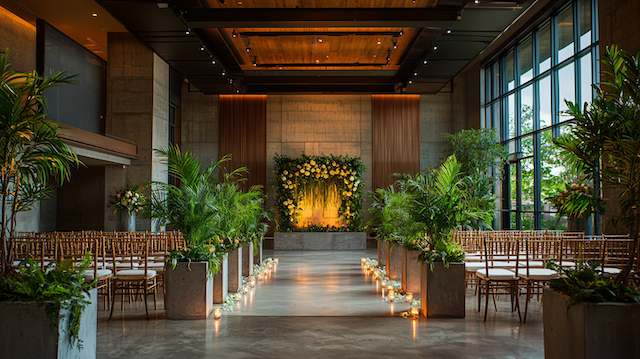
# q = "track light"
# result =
<box><xmin>212</xmin><ymin>59</ymin><xmax>216</xmax><ymax>64</ymax></box>
<box><xmin>200</xmin><ymin>46</ymin><xmax>205</xmax><ymax>51</ymax></box>
<box><xmin>446</xmin><ymin>29</ymin><xmax>453</xmax><ymax>34</ymax></box>
<box><xmin>222</xmin><ymin>71</ymin><xmax>226</xmax><ymax>76</ymax></box>
<box><xmin>423</xmin><ymin>59</ymin><xmax>428</xmax><ymax>64</ymax></box>
<box><xmin>232</xmin><ymin>30</ymin><xmax>238</xmax><ymax>38</ymax></box>
<box><xmin>185</xmin><ymin>29</ymin><xmax>191</xmax><ymax>35</ymax></box>
<box><xmin>413</xmin><ymin>72</ymin><xmax>418</xmax><ymax>76</ymax></box>
<box><xmin>245</xmin><ymin>47</ymin><xmax>251</xmax><ymax>53</ymax></box>
<box><xmin>433</xmin><ymin>45</ymin><xmax>438</xmax><ymax>51</ymax></box>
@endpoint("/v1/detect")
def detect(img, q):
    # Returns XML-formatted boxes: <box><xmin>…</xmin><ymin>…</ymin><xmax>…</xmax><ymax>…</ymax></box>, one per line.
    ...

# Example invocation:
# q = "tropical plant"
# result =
<box><xmin>367</xmin><ymin>186</ymin><xmax>425</xmax><ymax>246</ymax></box>
<box><xmin>0</xmin><ymin>54</ymin><xmax>79</xmax><ymax>273</ymax></box>
<box><xmin>402</xmin><ymin>155</ymin><xmax>493</xmax><ymax>266</ymax></box>
<box><xmin>548</xmin><ymin>182</ymin><xmax>600</xmax><ymax>220</ymax></box>
<box><xmin>556</xmin><ymin>45</ymin><xmax>640</xmax><ymax>284</ymax></box>
<box><xmin>0</xmin><ymin>257</ymin><xmax>94</xmax><ymax>347</ymax></box>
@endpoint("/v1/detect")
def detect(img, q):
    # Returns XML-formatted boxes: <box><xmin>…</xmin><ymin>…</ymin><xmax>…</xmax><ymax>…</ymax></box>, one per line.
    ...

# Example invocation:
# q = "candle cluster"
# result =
<box><xmin>360</xmin><ymin>257</ymin><xmax>421</xmax><ymax>320</ymax></box>
<box><xmin>218</xmin><ymin>257</ymin><xmax>279</xmax><ymax>315</ymax></box>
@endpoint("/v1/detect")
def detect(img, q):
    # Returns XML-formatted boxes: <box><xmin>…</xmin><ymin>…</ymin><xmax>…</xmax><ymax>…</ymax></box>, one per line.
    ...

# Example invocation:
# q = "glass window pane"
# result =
<box><xmin>485</xmin><ymin>106</ymin><xmax>492</xmax><ymax>131</ymax></box>
<box><xmin>557</xmin><ymin>5</ymin><xmax>575</xmax><ymax>63</ymax></box>
<box><xmin>492</xmin><ymin>62</ymin><xmax>501</xmax><ymax>99</ymax></box>
<box><xmin>507</xmin><ymin>94</ymin><xmax>516</xmax><ymax>139</ymax></box>
<box><xmin>540</xmin><ymin>129</ymin><xmax>571</xmax><ymax>212</ymax></box>
<box><xmin>507</xmin><ymin>140</ymin><xmax>517</xmax><ymax>155</ymax></box>
<box><xmin>558</xmin><ymin>63</ymin><xmax>576</xmax><ymax>122</ymax></box>
<box><xmin>480</xmin><ymin>69</ymin><xmax>486</xmax><ymax>104</ymax></box>
<box><xmin>578</xmin><ymin>0</ymin><xmax>592</xmax><ymax>50</ymax></box>
<box><xmin>485</xmin><ymin>67</ymin><xmax>492</xmax><ymax>104</ymax></box>
<box><xmin>505</xmin><ymin>50</ymin><xmax>515</xmax><ymax>91</ymax></box>
<box><xmin>519</xmin><ymin>37</ymin><xmax>533</xmax><ymax>84</ymax></box>
<box><xmin>542</xmin><ymin>213</ymin><xmax>567</xmax><ymax>230</ymax></box>
<box><xmin>580</xmin><ymin>52</ymin><xmax>593</xmax><ymax>106</ymax></box>
<box><xmin>492</xmin><ymin>101</ymin><xmax>502</xmax><ymax>138</ymax></box>
<box><xmin>539</xmin><ymin>75</ymin><xmax>552</xmax><ymax>129</ymax></box>
<box><xmin>520</xmin><ymin>85</ymin><xmax>534</xmax><ymax>134</ymax></box>
<box><xmin>510</xmin><ymin>165</ymin><xmax>518</xmax><ymax>210</ymax></box>
<box><xmin>510</xmin><ymin>211</ymin><xmax>518</xmax><ymax>229</ymax></box>
<box><xmin>522</xmin><ymin>213</ymin><xmax>535</xmax><ymax>230</ymax></box>
<box><xmin>521</xmin><ymin>135</ymin><xmax>534</xmax><ymax>158</ymax></box>
<box><xmin>537</xmin><ymin>22</ymin><xmax>552</xmax><ymax>73</ymax></box>
<box><xmin>521</xmin><ymin>158</ymin><xmax>535</xmax><ymax>212</ymax></box>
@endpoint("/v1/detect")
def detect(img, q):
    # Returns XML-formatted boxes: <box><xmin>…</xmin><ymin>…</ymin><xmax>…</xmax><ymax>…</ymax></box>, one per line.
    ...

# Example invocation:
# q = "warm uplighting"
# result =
<box><xmin>294</xmin><ymin>184</ymin><xmax>342</xmax><ymax>229</ymax></box>
<box><xmin>406</xmin><ymin>292</ymin><xmax>414</xmax><ymax>302</ymax></box>
<box><xmin>213</xmin><ymin>308</ymin><xmax>222</xmax><ymax>320</ymax></box>
<box><xmin>410</xmin><ymin>307</ymin><xmax>419</xmax><ymax>317</ymax></box>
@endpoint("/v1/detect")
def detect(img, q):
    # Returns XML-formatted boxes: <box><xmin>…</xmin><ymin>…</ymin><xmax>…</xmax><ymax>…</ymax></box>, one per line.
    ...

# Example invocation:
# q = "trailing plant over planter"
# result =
<box><xmin>274</xmin><ymin>154</ymin><xmax>364</xmax><ymax>232</ymax></box>
<box><xmin>548</xmin><ymin>262</ymin><xmax>640</xmax><ymax>304</ymax></box>
<box><xmin>368</xmin><ymin>186</ymin><xmax>425</xmax><ymax>247</ymax></box>
<box><xmin>0</xmin><ymin>257</ymin><xmax>94</xmax><ymax>347</ymax></box>
<box><xmin>0</xmin><ymin>54</ymin><xmax>79</xmax><ymax>273</ymax></box>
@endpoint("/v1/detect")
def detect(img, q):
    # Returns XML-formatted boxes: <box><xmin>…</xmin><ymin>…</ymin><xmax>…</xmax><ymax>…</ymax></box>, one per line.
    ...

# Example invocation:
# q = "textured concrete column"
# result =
<box><xmin>104</xmin><ymin>33</ymin><xmax>168</xmax><ymax>230</ymax></box>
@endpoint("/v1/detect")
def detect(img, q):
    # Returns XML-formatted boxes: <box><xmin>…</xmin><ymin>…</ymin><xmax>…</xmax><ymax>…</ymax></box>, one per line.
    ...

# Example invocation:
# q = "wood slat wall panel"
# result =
<box><xmin>371</xmin><ymin>94</ymin><xmax>420</xmax><ymax>189</ymax></box>
<box><xmin>218</xmin><ymin>95</ymin><xmax>268</xmax><ymax>188</ymax></box>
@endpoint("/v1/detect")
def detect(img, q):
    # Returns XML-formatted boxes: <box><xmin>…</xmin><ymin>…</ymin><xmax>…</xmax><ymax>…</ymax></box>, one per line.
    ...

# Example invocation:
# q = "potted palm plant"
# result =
<box><xmin>150</xmin><ymin>146</ymin><xmax>227</xmax><ymax>319</ymax></box>
<box><xmin>543</xmin><ymin>45</ymin><xmax>640</xmax><ymax>359</ymax></box>
<box><xmin>0</xmin><ymin>54</ymin><xmax>96</xmax><ymax>358</ymax></box>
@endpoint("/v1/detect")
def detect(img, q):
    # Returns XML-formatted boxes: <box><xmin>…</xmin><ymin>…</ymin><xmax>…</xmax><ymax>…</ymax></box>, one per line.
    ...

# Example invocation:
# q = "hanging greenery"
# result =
<box><xmin>274</xmin><ymin>154</ymin><xmax>364</xmax><ymax>232</ymax></box>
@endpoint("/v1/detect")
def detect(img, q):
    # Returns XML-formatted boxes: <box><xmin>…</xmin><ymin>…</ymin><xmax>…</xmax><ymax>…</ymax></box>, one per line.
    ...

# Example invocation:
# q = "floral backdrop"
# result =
<box><xmin>274</xmin><ymin>154</ymin><xmax>364</xmax><ymax>232</ymax></box>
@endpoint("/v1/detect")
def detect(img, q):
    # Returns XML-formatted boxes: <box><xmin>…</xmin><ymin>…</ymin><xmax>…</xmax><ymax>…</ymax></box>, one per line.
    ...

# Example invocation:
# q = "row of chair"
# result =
<box><xmin>11</xmin><ymin>231</ymin><xmax>186</xmax><ymax>319</ymax></box>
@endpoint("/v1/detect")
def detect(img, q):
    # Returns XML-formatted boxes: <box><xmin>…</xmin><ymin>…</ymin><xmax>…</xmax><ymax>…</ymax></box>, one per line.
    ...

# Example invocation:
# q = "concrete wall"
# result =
<box><xmin>0</xmin><ymin>5</ymin><xmax>35</xmax><ymax>72</ymax></box>
<box><xmin>420</xmin><ymin>93</ymin><xmax>453</xmax><ymax>171</ymax></box>
<box><xmin>57</xmin><ymin>167</ymin><xmax>105</xmax><ymax>231</ymax></box>
<box><xmin>105</xmin><ymin>33</ymin><xmax>169</xmax><ymax>231</ymax></box>
<box><xmin>181</xmin><ymin>86</ymin><xmax>219</xmax><ymax>165</ymax></box>
<box><xmin>265</xmin><ymin>95</ymin><xmax>373</xmax><ymax>209</ymax></box>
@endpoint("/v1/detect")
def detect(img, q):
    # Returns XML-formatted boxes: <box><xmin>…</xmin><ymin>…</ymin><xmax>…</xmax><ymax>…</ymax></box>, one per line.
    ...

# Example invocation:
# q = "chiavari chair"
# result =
<box><xmin>521</xmin><ymin>235</ymin><xmax>560</xmax><ymax>323</ymax></box>
<box><xmin>109</xmin><ymin>232</ymin><xmax>158</xmax><ymax>319</ymax></box>
<box><xmin>476</xmin><ymin>235</ymin><xmax>521</xmax><ymax>322</ymax></box>
<box><xmin>602</xmin><ymin>237</ymin><xmax>634</xmax><ymax>276</ymax></box>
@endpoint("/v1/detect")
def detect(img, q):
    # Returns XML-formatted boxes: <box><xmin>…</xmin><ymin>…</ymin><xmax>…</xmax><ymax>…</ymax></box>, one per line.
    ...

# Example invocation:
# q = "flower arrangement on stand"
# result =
<box><xmin>111</xmin><ymin>186</ymin><xmax>146</xmax><ymax>231</ymax></box>
<box><xmin>274</xmin><ymin>154</ymin><xmax>364</xmax><ymax>232</ymax></box>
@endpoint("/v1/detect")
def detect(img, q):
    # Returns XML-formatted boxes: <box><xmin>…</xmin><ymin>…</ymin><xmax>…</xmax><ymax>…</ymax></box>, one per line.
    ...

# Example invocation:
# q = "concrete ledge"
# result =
<box><xmin>274</xmin><ymin>232</ymin><xmax>366</xmax><ymax>250</ymax></box>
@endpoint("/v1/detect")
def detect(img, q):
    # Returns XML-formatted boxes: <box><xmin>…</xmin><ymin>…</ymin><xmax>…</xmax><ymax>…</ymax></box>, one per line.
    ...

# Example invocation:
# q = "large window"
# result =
<box><xmin>481</xmin><ymin>0</ymin><xmax>598</xmax><ymax>230</ymax></box>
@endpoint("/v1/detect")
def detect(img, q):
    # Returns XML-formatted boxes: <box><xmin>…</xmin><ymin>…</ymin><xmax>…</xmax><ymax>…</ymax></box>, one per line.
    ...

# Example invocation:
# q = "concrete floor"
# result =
<box><xmin>97</xmin><ymin>250</ymin><xmax>544</xmax><ymax>359</ymax></box>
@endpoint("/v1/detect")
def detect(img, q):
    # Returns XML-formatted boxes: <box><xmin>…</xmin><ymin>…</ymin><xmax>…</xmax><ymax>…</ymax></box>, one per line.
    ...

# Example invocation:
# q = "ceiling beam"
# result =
<box><xmin>182</xmin><ymin>7</ymin><xmax>461</xmax><ymax>28</ymax></box>
<box><xmin>238</xmin><ymin>31</ymin><xmax>403</xmax><ymax>37</ymax></box>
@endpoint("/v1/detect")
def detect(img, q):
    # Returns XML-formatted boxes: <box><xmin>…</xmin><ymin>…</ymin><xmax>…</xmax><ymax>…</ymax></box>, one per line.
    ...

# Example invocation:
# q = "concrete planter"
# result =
<box><xmin>387</xmin><ymin>243</ymin><xmax>403</xmax><ymax>281</ymax></box>
<box><xmin>402</xmin><ymin>248</ymin><xmax>421</xmax><ymax>295</ymax></box>
<box><xmin>213</xmin><ymin>253</ymin><xmax>229</xmax><ymax>304</ymax></box>
<box><xmin>253</xmin><ymin>239</ymin><xmax>263</xmax><ymax>265</ymax></box>
<box><xmin>543</xmin><ymin>287</ymin><xmax>640</xmax><ymax>359</ymax></box>
<box><xmin>165</xmin><ymin>262</ymin><xmax>213</xmax><ymax>320</ymax></box>
<box><xmin>275</xmin><ymin>232</ymin><xmax>367</xmax><ymax>250</ymax></box>
<box><xmin>0</xmin><ymin>288</ymin><xmax>97</xmax><ymax>359</ymax></box>
<box><xmin>242</xmin><ymin>242</ymin><xmax>254</xmax><ymax>277</ymax></box>
<box><xmin>227</xmin><ymin>248</ymin><xmax>243</xmax><ymax>293</ymax></box>
<box><xmin>377</xmin><ymin>239</ymin><xmax>385</xmax><ymax>267</ymax></box>
<box><xmin>383</xmin><ymin>241</ymin><xmax>390</xmax><ymax>270</ymax></box>
<box><xmin>420</xmin><ymin>262</ymin><xmax>465</xmax><ymax>318</ymax></box>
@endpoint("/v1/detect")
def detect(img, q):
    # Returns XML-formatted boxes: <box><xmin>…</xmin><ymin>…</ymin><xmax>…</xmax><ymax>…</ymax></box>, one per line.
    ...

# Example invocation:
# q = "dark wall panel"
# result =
<box><xmin>218</xmin><ymin>95</ymin><xmax>267</xmax><ymax>188</ymax></box>
<box><xmin>372</xmin><ymin>95</ymin><xmax>421</xmax><ymax>189</ymax></box>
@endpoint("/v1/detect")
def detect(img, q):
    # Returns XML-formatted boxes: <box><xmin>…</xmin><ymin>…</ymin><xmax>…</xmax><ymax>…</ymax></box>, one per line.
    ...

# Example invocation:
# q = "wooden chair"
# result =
<box><xmin>521</xmin><ymin>236</ymin><xmax>560</xmax><ymax>323</ymax></box>
<box><xmin>476</xmin><ymin>235</ymin><xmax>521</xmax><ymax>322</ymax></box>
<box><xmin>108</xmin><ymin>233</ymin><xmax>158</xmax><ymax>319</ymax></box>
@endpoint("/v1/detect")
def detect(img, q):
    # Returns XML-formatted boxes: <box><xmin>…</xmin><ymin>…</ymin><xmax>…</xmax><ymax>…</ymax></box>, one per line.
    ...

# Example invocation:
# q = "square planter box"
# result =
<box><xmin>387</xmin><ymin>244</ymin><xmax>403</xmax><ymax>281</ymax></box>
<box><xmin>228</xmin><ymin>248</ymin><xmax>243</xmax><ymax>293</ymax></box>
<box><xmin>213</xmin><ymin>253</ymin><xmax>229</xmax><ymax>304</ymax></box>
<box><xmin>242</xmin><ymin>242</ymin><xmax>254</xmax><ymax>277</ymax></box>
<box><xmin>383</xmin><ymin>241</ymin><xmax>390</xmax><ymax>270</ymax></box>
<box><xmin>420</xmin><ymin>262</ymin><xmax>465</xmax><ymax>318</ymax></box>
<box><xmin>0</xmin><ymin>288</ymin><xmax>97</xmax><ymax>359</ymax></box>
<box><xmin>402</xmin><ymin>248</ymin><xmax>421</xmax><ymax>295</ymax></box>
<box><xmin>253</xmin><ymin>239</ymin><xmax>263</xmax><ymax>265</ymax></box>
<box><xmin>165</xmin><ymin>262</ymin><xmax>213</xmax><ymax>319</ymax></box>
<box><xmin>377</xmin><ymin>239</ymin><xmax>385</xmax><ymax>267</ymax></box>
<box><xmin>543</xmin><ymin>287</ymin><xmax>640</xmax><ymax>359</ymax></box>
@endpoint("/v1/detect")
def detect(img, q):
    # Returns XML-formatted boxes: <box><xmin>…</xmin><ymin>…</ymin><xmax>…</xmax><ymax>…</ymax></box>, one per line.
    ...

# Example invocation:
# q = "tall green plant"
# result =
<box><xmin>0</xmin><ymin>54</ymin><xmax>79</xmax><ymax>272</ymax></box>
<box><xmin>557</xmin><ymin>45</ymin><xmax>640</xmax><ymax>284</ymax></box>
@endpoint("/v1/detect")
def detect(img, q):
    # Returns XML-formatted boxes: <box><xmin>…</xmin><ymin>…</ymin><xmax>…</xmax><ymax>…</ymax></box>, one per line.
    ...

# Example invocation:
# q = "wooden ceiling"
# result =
<box><xmin>206</xmin><ymin>0</ymin><xmax>439</xmax><ymax>8</ymax></box>
<box><xmin>98</xmin><ymin>0</ymin><xmax>535</xmax><ymax>94</ymax></box>
<box><xmin>227</xmin><ymin>27</ymin><xmax>417</xmax><ymax>70</ymax></box>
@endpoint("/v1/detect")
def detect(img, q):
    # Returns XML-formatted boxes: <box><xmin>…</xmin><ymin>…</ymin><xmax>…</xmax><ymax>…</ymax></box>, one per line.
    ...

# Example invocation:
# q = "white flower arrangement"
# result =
<box><xmin>112</xmin><ymin>187</ymin><xmax>146</xmax><ymax>214</ymax></box>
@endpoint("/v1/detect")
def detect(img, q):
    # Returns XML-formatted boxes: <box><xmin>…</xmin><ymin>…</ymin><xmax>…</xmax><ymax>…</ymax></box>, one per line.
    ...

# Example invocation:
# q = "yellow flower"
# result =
<box><xmin>310</xmin><ymin>160</ymin><xmax>316</xmax><ymax>166</ymax></box>
<box><xmin>283</xmin><ymin>170</ymin><xmax>288</xmax><ymax>175</ymax></box>
<box><xmin>349</xmin><ymin>176</ymin><xmax>355</xmax><ymax>181</ymax></box>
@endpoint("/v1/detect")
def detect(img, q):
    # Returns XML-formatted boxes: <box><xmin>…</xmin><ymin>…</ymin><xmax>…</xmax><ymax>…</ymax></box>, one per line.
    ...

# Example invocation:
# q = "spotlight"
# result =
<box><xmin>393</xmin><ymin>40</ymin><xmax>398</xmax><ymax>49</ymax></box>
<box><xmin>317</xmin><ymin>38</ymin><xmax>323</xmax><ymax>43</ymax></box>
<box><xmin>212</xmin><ymin>59</ymin><xmax>216</xmax><ymax>64</ymax></box>
<box><xmin>236</xmin><ymin>89</ymin><xmax>240</xmax><ymax>93</ymax></box>
<box><xmin>200</xmin><ymin>46</ymin><xmax>205</xmax><ymax>51</ymax></box>
<box><xmin>252</xmin><ymin>56</ymin><xmax>257</xmax><ymax>66</ymax></box>
<box><xmin>423</xmin><ymin>59</ymin><xmax>428</xmax><ymax>64</ymax></box>
<box><xmin>245</xmin><ymin>47</ymin><xmax>251</xmax><ymax>53</ymax></box>
<box><xmin>433</xmin><ymin>45</ymin><xmax>438</xmax><ymax>51</ymax></box>
<box><xmin>474</xmin><ymin>0</ymin><xmax>479</xmax><ymax>3</ymax></box>
<box><xmin>408</xmin><ymin>80</ymin><xmax>413</xmax><ymax>84</ymax></box>
<box><xmin>232</xmin><ymin>30</ymin><xmax>238</xmax><ymax>38</ymax></box>
<box><xmin>446</xmin><ymin>29</ymin><xmax>452</xmax><ymax>34</ymax></box>
<box><xmin>399</xmin><ymin>30</ymin><xmax>404</xmax><ymax>37</ymax></box>
<box><xmin>185</xmin><ymin>29</ymin><xmax>191</xmax><ymax>35</ymax></box>
<box><xmin>91</xmin><ymin>12</ymin><xmax>98</xmax><ymax>17</ymax></box>
<box><xmin>413</xmin><ymin>72</ymin><xmax>418</xmax><ymax>76</ymax></box>
<box><xmin>376</xmin><ymin>39</ymin><xmax>382</xmax><ymax>45</ymax></box>
<box><xmin>222</xmin><ymin>71</ymin><xmax>226</xmax><ymax>76</ymax></box>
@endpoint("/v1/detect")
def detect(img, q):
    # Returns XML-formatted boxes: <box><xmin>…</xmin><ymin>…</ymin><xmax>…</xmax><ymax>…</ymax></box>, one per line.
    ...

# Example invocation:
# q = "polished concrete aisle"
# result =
<box><xmin>97</xmin><ymin>250</ymin><xmax>544</xmax><ymax>359</ymax></box>
<box><xmin>227</xmin><ymin>250</ymin><xmax>407</xmax><ymax>316</ymax></box>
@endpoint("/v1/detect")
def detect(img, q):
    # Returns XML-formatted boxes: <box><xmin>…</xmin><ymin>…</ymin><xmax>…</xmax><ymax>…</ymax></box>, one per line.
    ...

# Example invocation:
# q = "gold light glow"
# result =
<box><xmin>294</xmin><ymin>184</ymin><xmax>343</xmax><ymax>229</ymax></box>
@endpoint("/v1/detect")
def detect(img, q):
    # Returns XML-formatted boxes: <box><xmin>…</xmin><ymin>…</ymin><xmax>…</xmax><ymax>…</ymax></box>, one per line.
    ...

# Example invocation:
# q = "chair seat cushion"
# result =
<box><xmin>487</xmin><ymin>261</ymin><xmax>517</xmax><ymax>269</ymax></box>
<box><xmin>115</xmin><ymin>269</ymin><xmax>157</xmax><ymax>279</ymax></box>
<box><xmin>465</xmin><ymin>255</ymin><xmax>482</xmax><ymax>262</ymax></box>
<box><xmin>465</xmin><ymin>262</ymin><xmax>486</xmax><ymax>271</ymax></box>
<box><xmin>521</xmin><ymin>268</ymin><xmax>558</xmax><ymax>280</ymax></box>
<box><xmin>83</xmin><ymin>269</ymin><xmax>112</xmax><ymax>280</ymax></box>
<box><xmin>560</xmin><ymin>261</ymin><xmax>577</xmax><ymax>267</ymax></box>
<box><xmin>519</xmin><ymin>260</ymin><xmax>544</xmax><ymax>268</ymax></box>
<box><xmin>603</xmin><ymin>267</ymin><xmax>621</xmax><ymax>275</ymax></box>
<box><xmin>476</xmin><ymin>268</ymin><xmax>517</xmax><ymax>280</ymax></box>
<box><xmin>146</xmin><ymin>261</ymin><xmax>166</xmax><ymax>268</ymax></box>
